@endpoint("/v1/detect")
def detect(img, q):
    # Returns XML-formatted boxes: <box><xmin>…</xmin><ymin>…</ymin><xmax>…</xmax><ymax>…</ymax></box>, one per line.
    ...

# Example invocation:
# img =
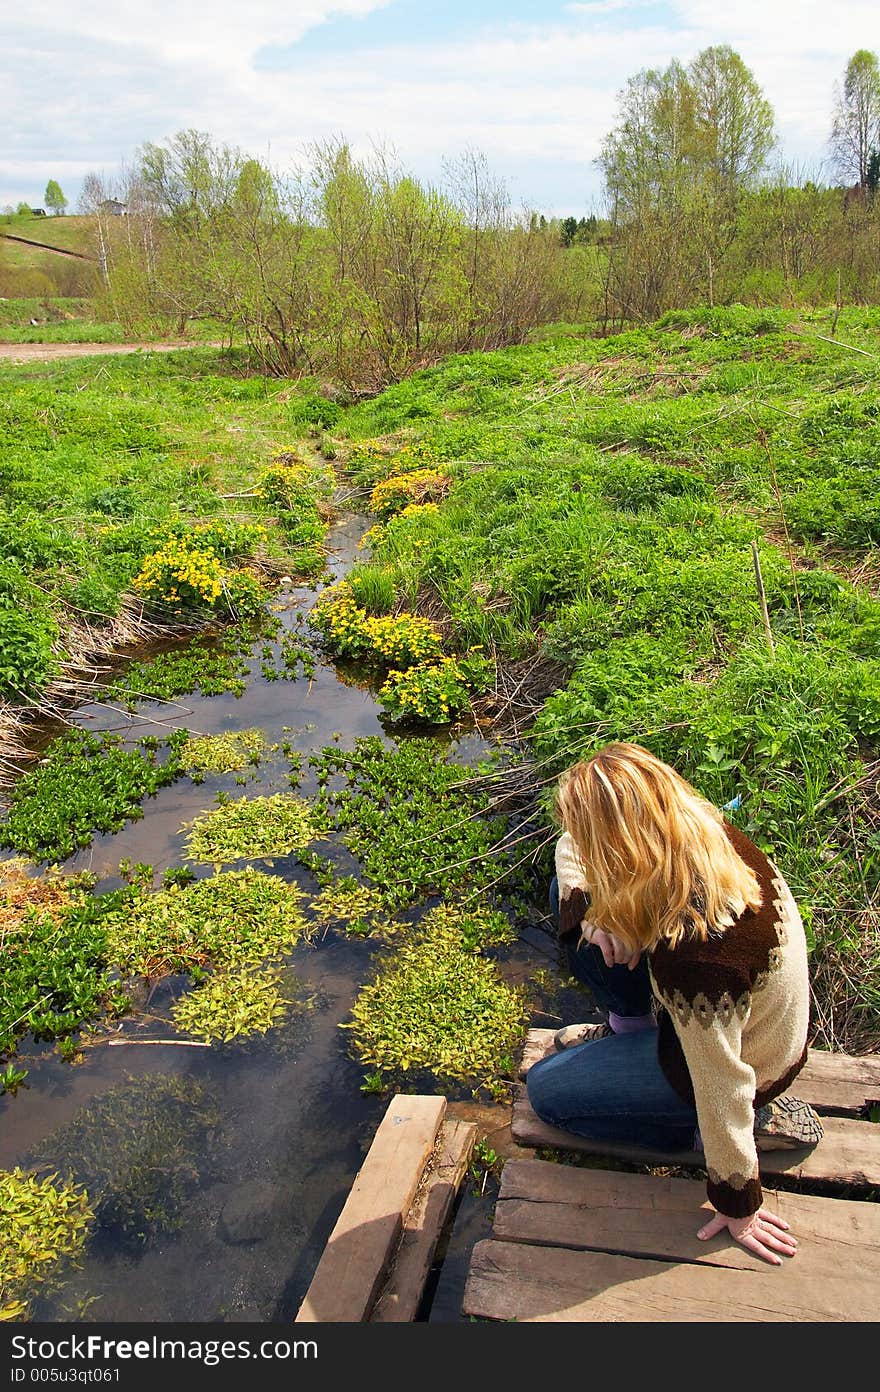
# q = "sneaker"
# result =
<box><xmin>553</xmin><ymin>1021</ymin><xmax>613</xmax><ymax>1051</ymax></box>
<box><xmin>754</xmin><ymin>1095</ymin><xmax>824</xmax><ymax>1150</ymax></box>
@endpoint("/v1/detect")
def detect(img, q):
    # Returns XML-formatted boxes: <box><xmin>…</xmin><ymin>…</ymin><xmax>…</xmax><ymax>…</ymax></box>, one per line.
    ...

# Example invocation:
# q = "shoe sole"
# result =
<box><xmin>755</xmin><ymin>1095</ymin><xmax>824</xmax><ymax>1149</ymax></box>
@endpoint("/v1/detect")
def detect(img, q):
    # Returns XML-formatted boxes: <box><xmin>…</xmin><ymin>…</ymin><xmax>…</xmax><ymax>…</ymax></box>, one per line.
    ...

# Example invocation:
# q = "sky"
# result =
<box><xmin>2</xmin><ymin>1</ymin><xmax>876</xmax><ymax>215</ymax></box>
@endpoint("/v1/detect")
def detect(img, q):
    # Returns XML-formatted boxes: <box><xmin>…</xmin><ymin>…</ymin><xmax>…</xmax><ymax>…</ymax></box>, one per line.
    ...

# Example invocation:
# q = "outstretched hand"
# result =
<box><xmin>582</xmin><ymin>922</ymin><xmax>642</xmax><ymax>972</ymax></box>
<box><xmin>697</xmin><ymin>1208</ymin><xmax>798</xmax><ymax>1266</ymax></box>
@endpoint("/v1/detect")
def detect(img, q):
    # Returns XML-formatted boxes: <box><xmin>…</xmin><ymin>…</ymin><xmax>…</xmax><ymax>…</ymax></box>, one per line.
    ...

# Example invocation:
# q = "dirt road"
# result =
<box><xmin>0</xmin><ymin>340</ymin><xmax>220</xmax><ymax>362</ymax></box>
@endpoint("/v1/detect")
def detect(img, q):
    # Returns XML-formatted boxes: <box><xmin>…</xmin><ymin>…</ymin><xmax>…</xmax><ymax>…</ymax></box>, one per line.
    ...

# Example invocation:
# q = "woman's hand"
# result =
<box><xmin>697</xmin><ymin>1208</ymin><xmax>798</xmax><ymax>1265</ymax></box>
<box><xmin>582</xmin><ymin>922</ymin><xmax>642</xmax><ymax>972</ymax></box>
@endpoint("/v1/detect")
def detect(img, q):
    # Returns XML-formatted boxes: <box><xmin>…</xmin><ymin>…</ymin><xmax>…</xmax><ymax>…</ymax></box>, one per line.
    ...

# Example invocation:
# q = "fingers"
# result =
<box><xmin>627</xmin><ymin>950</ymin><xmax>642</xmax><ymax>972</ymax></box>
<box><xmin>697</xmin><ymin>1212</ymin><xmax>727</xmax><ymax>1241</ymax></box>
<box><xmin>758</xmin><ymin>1208</ymin><xmax>792</xmax><ymax>1233</ymax></box>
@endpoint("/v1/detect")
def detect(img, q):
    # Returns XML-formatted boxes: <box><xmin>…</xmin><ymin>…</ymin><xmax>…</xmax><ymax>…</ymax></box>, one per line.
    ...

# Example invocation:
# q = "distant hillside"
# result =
<box><xmin>0</xmin><ymin>215</ymin><xmax>98</xmax><ymax>296</ymax></box>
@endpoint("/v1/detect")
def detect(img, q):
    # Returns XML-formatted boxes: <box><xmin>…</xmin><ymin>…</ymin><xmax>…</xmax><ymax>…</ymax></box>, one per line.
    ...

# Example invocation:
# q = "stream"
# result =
<box><xmin>1</xmin><ymin>514</ymin><xmax>570</xmax><ymax>1323</ymax></box>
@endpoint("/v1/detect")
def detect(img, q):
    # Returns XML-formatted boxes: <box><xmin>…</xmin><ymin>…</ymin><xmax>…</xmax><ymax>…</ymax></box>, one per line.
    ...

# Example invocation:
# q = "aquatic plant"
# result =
<box><xmin>182</xmin><ymin>793</ymin><xmax>324</xmax><ymax>865</ymax></box>
<box><xmin>181</xmin><ymin>728</ymin><xmax>269</xmax><ymax>777</ymax></box>
<box><xmin>0</xmin><ymin>861</ymin><xmax>124</xmax><ymax>1057</ymax></box>
<box><xmin>31</xmin><ymin>1076</ymin><xmax>219</xmax><ymax>1245</ymax></box>
<box><xmin>171</xmin><ymin>964</ymin><xmax>297</xmax><ymax>1043</ymax></box>
<box><xmin>311</xmin><ymin>877</ymin><xmax>391</xmax><ymax>938</ymax></box>
<box><xmin>0</xmin><ymin>729</ymin><xmax>190</xmax><ymax>862</ymax></box>
<box><xmin>260</xmin><ymin>630</ymin><xmax>318</xmax><ymax>682</ymax></box>
<box><xmin>109</xmin><ymin>630</ymin><xmax>254</xmax><ymax>704</ymax></box>
<box><xmin>311</xmin><ymin>737</ymin><xmax>509</xmax><ymax>911</ymax></box>
<box><xmin>0</xmin><ymin>1168</ymin><xmax>94</xmax><ymax>1321</ymax></box>
<box><xmin>345</xmin><ymin>903</ymin><xmax>527</xmax><ymax>1096</ymax></box>
<box><xmin>102</xmin><ymin>870</ymin><xmax>309</xmax><ymax>978</ymax></box>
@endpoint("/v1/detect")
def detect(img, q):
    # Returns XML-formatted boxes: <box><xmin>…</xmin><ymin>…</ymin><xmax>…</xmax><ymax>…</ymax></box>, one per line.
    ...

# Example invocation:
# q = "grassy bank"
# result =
<box><xmin>327</xmin><ymin>304</ymin><xmax>880</xmax><ymax>1051</ymax></box>
<box><xmin>0</xmin><ymin>347</ymin><xmax>340</xmax><ymax>755</ymax></box>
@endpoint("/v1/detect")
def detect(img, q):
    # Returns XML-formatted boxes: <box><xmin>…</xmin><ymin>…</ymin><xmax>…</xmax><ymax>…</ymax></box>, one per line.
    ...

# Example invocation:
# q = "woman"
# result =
<box><xmin>526</xmin><ymin>742</ymin><xmax>823</xmax><ymax>1266</ymax></box>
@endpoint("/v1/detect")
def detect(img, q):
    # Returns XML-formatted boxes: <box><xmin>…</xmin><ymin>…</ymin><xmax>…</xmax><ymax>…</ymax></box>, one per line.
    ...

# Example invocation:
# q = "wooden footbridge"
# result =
<box><xmin>296</xmin><ymin>1030</ymin><xmax>880</xmax><ymax>1323</ymax></box>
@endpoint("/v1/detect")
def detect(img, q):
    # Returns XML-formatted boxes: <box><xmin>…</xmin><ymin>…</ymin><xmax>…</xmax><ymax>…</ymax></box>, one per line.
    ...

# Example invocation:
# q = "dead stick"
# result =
<box><xmin>751</xmin><ymin>542</ymin><xmax>775</xmax><ymax>658</ymax></box>
<box><xmin>83</xmin><ymin>1037</ymin><xmax>210</xmax><ymax>1048</ymax></box>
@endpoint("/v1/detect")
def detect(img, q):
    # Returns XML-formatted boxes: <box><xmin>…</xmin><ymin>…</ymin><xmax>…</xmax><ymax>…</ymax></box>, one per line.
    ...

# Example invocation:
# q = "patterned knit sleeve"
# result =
<box><xmin>669</xmin><ymin>992</ymin><xmax>763</xmax><ymax>1218</ymax></box>
<box><xmin>554</xmin><ymin>832</ymin><xmax>591</xmax><ymax>942</ymax></box>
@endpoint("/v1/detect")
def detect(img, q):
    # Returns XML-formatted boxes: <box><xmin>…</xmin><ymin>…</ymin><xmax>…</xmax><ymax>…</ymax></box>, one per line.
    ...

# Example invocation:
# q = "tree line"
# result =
<box><xmin>80</xmin><ymin>45</ymin><xmax>880</xmax><ymax>381</ymax></box>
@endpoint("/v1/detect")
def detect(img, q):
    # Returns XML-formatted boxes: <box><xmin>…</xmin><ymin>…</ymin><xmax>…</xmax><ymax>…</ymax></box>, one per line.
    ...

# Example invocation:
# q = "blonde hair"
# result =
<box><xmin>555</xmin><ymin>742</ymin><xmax>762</xmax><ymax>952</ymax></box>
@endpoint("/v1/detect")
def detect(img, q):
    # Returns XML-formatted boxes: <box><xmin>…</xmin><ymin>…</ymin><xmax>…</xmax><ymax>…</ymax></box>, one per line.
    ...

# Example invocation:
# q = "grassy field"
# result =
<box><xmin>0</xmin><ymin>215</ymin><xmax>98</xmax><ymax>298</ymax></box>
<box><xmin>0</xmin><ymin>213</ymin><xmax>97</xmax><ymax>254</ymax></box>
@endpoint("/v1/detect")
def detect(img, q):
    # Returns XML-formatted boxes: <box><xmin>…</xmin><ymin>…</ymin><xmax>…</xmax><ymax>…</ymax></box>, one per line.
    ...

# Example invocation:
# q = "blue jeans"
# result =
<box><xmin>527</xmin><ymin>879</ymin><xmax>698</xmax><ymax>1149</ymax></box>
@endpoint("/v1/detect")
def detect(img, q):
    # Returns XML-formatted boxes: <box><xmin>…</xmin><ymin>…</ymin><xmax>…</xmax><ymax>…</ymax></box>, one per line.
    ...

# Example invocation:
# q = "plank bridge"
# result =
<box><xmin>295</xmin><ymin>1030</ymin><xmax>880</xmax><ymax>1323</ymax></box>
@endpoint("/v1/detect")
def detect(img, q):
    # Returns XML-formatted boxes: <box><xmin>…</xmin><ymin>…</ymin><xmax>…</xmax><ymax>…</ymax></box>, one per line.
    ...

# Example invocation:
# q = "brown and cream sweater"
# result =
<box><xmin>555</xmin><ymin>823</ymin><xmax>811</xmax><ymax>1218</ymax></box>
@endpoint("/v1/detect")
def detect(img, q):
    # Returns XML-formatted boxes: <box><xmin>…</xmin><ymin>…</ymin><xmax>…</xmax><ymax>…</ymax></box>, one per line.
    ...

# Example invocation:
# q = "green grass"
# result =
<box><xmin>0</xmin><ymin>348</ymin><xmax>340</xmax><ymax>708</ymax></box>
<box><xmin>328</xmin><ymin>305</ymin><xmax>880</xmax><ymax>1050</ymax></box>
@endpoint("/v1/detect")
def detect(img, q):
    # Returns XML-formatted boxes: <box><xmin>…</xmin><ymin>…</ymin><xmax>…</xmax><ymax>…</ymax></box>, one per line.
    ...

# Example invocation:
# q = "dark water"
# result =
<box><xmin>2</xmin><ymin>514</ymin><xmax>571</xmax><ymax>1322</ymax></box>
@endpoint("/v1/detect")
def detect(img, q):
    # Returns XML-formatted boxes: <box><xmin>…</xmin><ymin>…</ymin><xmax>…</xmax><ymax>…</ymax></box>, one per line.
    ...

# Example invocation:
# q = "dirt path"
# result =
<box><xmin>0</xmin><ymin>340</ymin><xmax>218</xmax><ymax>362</ymax></box>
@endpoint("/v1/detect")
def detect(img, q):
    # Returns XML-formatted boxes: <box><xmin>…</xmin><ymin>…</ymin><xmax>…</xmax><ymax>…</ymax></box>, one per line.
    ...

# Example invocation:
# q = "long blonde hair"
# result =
<box><xmin>555</xmin><ymin>742</ymin><xmax>762</xmax><ymax>951</ymax></box>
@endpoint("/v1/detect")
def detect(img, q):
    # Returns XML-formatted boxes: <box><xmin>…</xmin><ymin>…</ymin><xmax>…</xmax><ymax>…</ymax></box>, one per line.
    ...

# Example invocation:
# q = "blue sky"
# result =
<box><xmin>2</xmin><ymin>2</ymin><xmax>875</xmax><ymax>214</ymax></box>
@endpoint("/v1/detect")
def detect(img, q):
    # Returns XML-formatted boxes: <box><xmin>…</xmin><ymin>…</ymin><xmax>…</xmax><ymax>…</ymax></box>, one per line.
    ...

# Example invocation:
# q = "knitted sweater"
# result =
<box><xmin>554</xmin><ymin>823</ymin><xmax>811</xmax><ymax>1218</ymax></box>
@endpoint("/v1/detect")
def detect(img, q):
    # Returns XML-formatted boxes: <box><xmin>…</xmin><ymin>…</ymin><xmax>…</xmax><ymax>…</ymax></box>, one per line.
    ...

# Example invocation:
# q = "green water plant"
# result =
<box><xmin>0</xmin><ymin>1168</ymin><xmax>94</xmax><ymax>1321</ymax></box>
<box><xmin>182</xmin><ymin>793</ymin><xmax>324</xmax><ymax>865</ymax></box>
<box><xmin>311</xmin><ymin>737</ymin><xmax>509</xmax><ymax>911</ymax></box>
<box><xmin>32</xmin><ymin>1076</ymin><xmax>219</xmax><ymax>1245</ymax></box>
<box><xmin>171</xmin><ymin>964</ymin><xmax>296</xmax><ymax>1043</ymax></box>
<box><xmin>311</xmin><ymin>877</ymin><xmax>391</xmax><ymax>938</ymax></box>
<box><xmin>181</xmin><ymin>728</ymin><xmax>269</xmax><ymax>778</ymax></box>
<box><xmin>0</xmin><ymin>729</ymin><xmax>190</xmax><ymax>862</ymax></box>
<box><xmin>102</xmin><ymin>870</ymin><xmax>309</xmax><ymax>978</ymax></box>
<box><xmin>345</xmin><ymin>903</ymin><xmax>527</xmax><ymax>1097</ymax></box>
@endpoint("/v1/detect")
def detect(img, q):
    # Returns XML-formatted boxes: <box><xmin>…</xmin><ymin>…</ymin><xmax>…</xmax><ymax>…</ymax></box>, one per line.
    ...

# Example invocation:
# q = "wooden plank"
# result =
<box><xmin>371</xmin><ymin>1117</ymin><xmax>477</xmax><ymax>1323</ymax></box>
<box><xmin>462</xmin><ymin>1238</ymin><xmax>877</xmax><ymax>1322</ymax></box>
<box><xmin>492</xmin><ymin>1158</ymin><xmax>880</xmax><ymax>1276</ymax></box>
<box><xmin>511</xmin><ymin>1091</ymin><xmax>880</xmax><ymax>1186</ymax></box>
<box><xmin>519</xmin><ymin>1028</ymin><xmax>880</xmax><ymax>1114</ymax></box>
<box><xmin>296</xmin><ymin>1094</ymin><xmax>446</xmax><ymax>1323</ymax></box>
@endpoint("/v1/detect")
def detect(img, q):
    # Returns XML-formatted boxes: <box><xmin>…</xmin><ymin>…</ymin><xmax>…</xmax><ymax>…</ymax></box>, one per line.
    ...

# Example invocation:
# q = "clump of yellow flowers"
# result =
<box><xmin>378</xmin><ymin>651</ymin><xmax>492</xmax><ymax>726</ymax></box>
<box><xmin>311</xmin><ymin>583</ymin><xmax>443</xmax><ymax>668</ymax></box>
<box><xmin>134</xmin><ymin>535</ymin><xmax>224</xmax><ymax>613</ymax></box>
<box><xmin>369</xmin><ymin>468</ymin><xmax>451</xmax><ymax>520</ymax></box>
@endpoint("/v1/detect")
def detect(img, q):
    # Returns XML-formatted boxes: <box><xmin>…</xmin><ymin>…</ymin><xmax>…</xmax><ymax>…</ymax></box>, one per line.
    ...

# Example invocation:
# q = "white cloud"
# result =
<box><xmin>1</xmin><ymin>1</ymin><xmax>874</xmax><ymax>213</ymax></box>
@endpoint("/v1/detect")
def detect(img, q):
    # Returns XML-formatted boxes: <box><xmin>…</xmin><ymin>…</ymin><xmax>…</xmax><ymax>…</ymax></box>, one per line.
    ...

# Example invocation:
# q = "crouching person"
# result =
<box><xmin>527</xmin><ymin>742</ymin><xmax>822</xmax><ymax>1266</ymax></box>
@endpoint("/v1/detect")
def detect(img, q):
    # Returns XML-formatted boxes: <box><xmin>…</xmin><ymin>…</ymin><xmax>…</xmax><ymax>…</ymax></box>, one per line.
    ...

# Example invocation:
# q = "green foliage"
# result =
<box><xmin>311</xmin><ymin>877</ymin><xmax>391</xmax><ymax>938</ymax></box>
<box><xmin>181</xmin><ymin>728</ymin><xmax>269</xmax><ymax>777</ymax></box>
<box><xmin>0</xmin><ymin>730</ymin><xmax>189</xmax><ymax>862</ymax></box>
<box><xmin>171</xmin><ymin>964</ymin><xmax>296</xmax><ymax>1043</ymax></box>
<box><xmin>345</xmin><ymin>903</ymin><xmax>528</xmax><ymax>1095</ymax></box>
<box><xmin>32</xmin><ymin>1077</ymin><xmax>219</xmax><ymax>1244</ymax></box>
<box><xmin>311</xmin><ymin>737</ymin><xmax>509</xmax><ymax>911</ymax></box>
<box><xmin>102</xmin><ymin>870</ymin><xmax>309</xmax><ymax>978</ymax></box>
<box><xmin>182</xmin><ymin>793</ymin><xmax>324</xmax><ymax>865</ymax></box>
<box><xmin>0</xmin><ymin>1169</ymin><xmax>93</xmax><ymax>1321</ymax></box>
<box><xmin>111</xmin><ymin>629</ymin><xmax>253</xmax><ymax>704</ymax></box>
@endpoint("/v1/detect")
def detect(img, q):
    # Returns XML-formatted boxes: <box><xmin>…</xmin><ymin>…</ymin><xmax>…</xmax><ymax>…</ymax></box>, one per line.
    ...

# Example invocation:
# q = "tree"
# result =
<box><xmin>831</xmin><ymin>50</ymin><xmax>880</xmax><ymax>188</ymax></box>
<box><xmin>689</xmin><ymin>46</ymin><xmax>775</xmax><ymax>198</ymax></box>
<box><xmin>44</xmin><ymin>180</ymin><xmax>68</xmax><ymax>215</ymax></box>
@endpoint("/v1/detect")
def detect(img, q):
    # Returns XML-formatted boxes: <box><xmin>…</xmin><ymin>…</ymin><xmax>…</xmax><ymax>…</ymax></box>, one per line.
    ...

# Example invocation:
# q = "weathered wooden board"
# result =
<box><xmin>492</xmin><ymin>1159</ymin><xmax>880</xmax><ymax>1277</ymax></box>
<box><xmin>371</xmin><ymin>1117</ymin><xmax>477</xmax><ymax>1323</ymax></box>
<box><xmin>519</xmin><ymin>1028</ymin><xmax>880</xmax><ymax>1115</ymax></box>
<box><xmin>296</xmin><ymin>1094</ymin><xmax>446</xmax><ymax>1323</ymax></box>
<box><xmin>511</xmin><ymin>1090</ymin><xmax>880</xmax><ymax>1187</ymax></box>
<box><xmin>462</xmin><ymin>1237</ymin><xmax>877</xmax><ymax>1322</ymax></box>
